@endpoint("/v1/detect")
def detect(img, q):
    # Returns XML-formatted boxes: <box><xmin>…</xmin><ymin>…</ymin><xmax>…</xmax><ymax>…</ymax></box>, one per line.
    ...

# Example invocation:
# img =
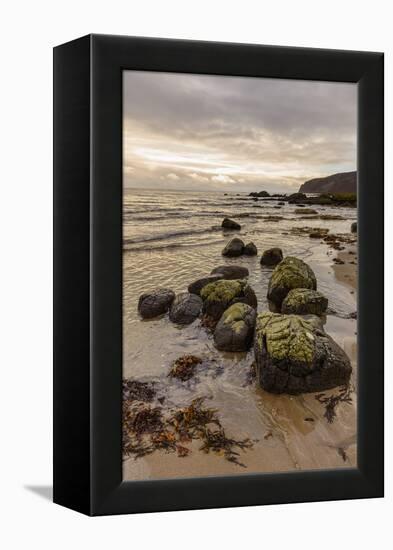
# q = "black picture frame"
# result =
<box><xmin>53</xmin><ymin>34</ymin><xmax>384</xmax><ymax>516</ymax></box>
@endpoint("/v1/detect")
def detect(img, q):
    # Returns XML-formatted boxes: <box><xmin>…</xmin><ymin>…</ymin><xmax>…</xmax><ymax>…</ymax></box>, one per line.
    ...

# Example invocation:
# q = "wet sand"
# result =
<box><xmin>333</xmin><ymin>245</ymin><xmax>358</xmax><ymax>290</ymax></box>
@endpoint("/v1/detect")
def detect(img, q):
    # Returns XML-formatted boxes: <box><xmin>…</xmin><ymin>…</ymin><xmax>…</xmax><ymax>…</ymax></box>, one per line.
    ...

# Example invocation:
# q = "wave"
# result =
<box><xmin>123</xmin><ymin>226</ymin><xmax>222</xmax><ymax>245</ymax></box>
<box><xmin>123</xmin><ymin>237</ymin><xmax>225</xmax><ymax>253</ymax></box>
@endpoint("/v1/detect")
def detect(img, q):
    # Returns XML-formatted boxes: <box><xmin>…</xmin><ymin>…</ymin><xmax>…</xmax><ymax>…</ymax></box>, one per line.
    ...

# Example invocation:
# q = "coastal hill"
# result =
<box><xmin>299</xmin><ymin>171</ymin><xmax>357</xmax><ymax>194</ymax></box>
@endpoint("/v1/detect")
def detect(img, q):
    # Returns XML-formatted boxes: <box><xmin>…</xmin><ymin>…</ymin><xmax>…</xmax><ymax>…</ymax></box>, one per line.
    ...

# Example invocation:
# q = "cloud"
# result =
<box><xmin>123</xmin><ymin>71</ymin><xmax>356</xmax><ymax>192</ymax></box>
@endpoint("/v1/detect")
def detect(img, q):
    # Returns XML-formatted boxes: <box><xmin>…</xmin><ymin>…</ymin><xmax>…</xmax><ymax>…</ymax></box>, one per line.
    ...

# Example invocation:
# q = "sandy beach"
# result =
<box><xmin>122</xmin><ymin>190</ymin><xmax>358</xmax><ymax>481</ymax></box>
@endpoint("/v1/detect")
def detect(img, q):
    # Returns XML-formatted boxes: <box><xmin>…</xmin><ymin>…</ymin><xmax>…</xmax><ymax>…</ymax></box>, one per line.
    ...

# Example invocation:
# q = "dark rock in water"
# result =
<box><xmin>260</xmin><ymin>247</ymin><xmax>283</xmax><ymax>267</ymax></box>
<box><xmin>138</xmin><ymin>288</ymin><xmax>175</xmax><ymax>319</ymax></box>
<box><xmin>299</xmin><ymin>171</ymin><xmax>356</xmax><ymax>194</ymax></box>
<box><xmin>249</xmin><ymin>190</ymin><xmax>270</xmax><ymax>197</ymax></box>
<box><xmin>211</xmin><ymin>265</ymin><xmax>249</xmax><ymax>280</ymax></box>
<box><xmin>243</xmin><ymin>242</ymin><xmax>258</xmax><ymax>256</ymax></box>
<box><xmin>267</xmin><ymin>256</ymin><xmax>317</xmax><ymax>308</ymax></box>
<box><xmin>169</xmin><ymin>292</ymin><xmax>203</xmax><ymax>324</ymax></box>
<box><xmin>188</xmin><ymin>274</ymin><xmax>224</xmax><ymax>295</ymax></box>
<box><xmin>254</xmin><ymin>312</ymin><xmax>352</xmax><ymax>394</ymax></box>
<box><xmin>288</xmin><ymin>192</ymin><xmax>307</xmax><ymax>204</ymax></box>
<box><xmin>351</xmin><ymin>221</ymin><xmax>357</xmax><ymax>233</ymax></box>
<box><xmin>214</xmin><ymin>303</ymin><xmax>257</xmax><ymax>351</ymax></box>
<box><xmin>309</xmin><ymin>228</ymin><xmax>329</xmax><ymax>239</ymax></box>
<box><xmin>278</xmin><ymin>202</ymin><xmax>285</xmax><ymax>206</ymax></box>
<box><xmin>222</xmin><ymin>237</ymin><xmax>245</xmax><ymax>257</ymax></box>
<box><xmin>222</xmin><ymin>217</ymin><xmax>241</xmax><ymax>230</ymax></box>
<box><xmin>282</xmin><ymin>289</ymin><xmax>328</xmax><ymax>316</ymax></box>
<box><xmin>201</xmin><ymin>279</ymin><xmax>257</xmax><ymax>320</ymax></box>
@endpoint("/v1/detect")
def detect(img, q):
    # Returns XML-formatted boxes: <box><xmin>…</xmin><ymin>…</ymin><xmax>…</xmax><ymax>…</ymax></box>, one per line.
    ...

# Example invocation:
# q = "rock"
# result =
<box><xmin>282</xmin><ymin>289</ymin><xmax>328</xmax><ymax>316</ymax></box>
<box><xmin>222</xmin><ymin>217</ymin><xmax>241</xmax><ymax>230</ymax></box>
<box><xmin>254</xmin><ymin>312</ymin><xmax>352</xmax><ymax>394</ymax></box>
<box><xmin>201</xmin><ymin>279</ymin><xmax>257</xmax><ymax>320</ymax></box>
<box><xmin>260</xmin><ymin>247</ymin><xmax>283</xmax><ymax>267</ymax></box>
<box><xmin>295</xmin><ymin>208</ymin><xmax>318</xmax><ymax>215</ymax></box>
<box><xmin>243</xmin><ymin>242</ymin><xmax>258</xmax><ymax>256</ymax></box>
<box><xmin>188</xmin><ymin>274</ymin><xmax>224</xmax><ymax>295</ymax></box>
<box><xmin>214</xmin><ymin>303</ymin><xmax>257</xmax><ymax>351</ymax></box>
<box><xmin>249</xmin><ymin>191</ymin><xmax>270</xmax><ymax>197</ymax></box>
<box><xmin>299</xmin><ymin>171</ymin><xmax>356</xmax><ymax>194</ymax></box>
<box><xmin>211</xmin><ymin>265</ymin><xmax>249</xmax><ymax>280</ymax></box>
<box><xmin>169</xmin><ymin>292</ymin><xmax>203</xmax><ymax>324</ymax></box>
<box><xmin>351</xmin><ymin>221</ymin><xmax>357</xmax><ymax>233</ymax></box>
<box><xmin>222</xmin><ymin>237</ymin><xmax>245</xmax><ymax>257</ymax></box>
<box><xmin>138</xmin><ymin>288</ymin><xmax>175</xmax><ymax>319</ymax></box>
<box><xmin>267</xmin><ymin>256</ymin><xmax>317</xmax><ymax>308</ymax></box>
<box><xmin>278</xmin><ymin>202</ymin><xmax>285</xmax><ymax>206</ymax></box>
<box><xmin>309</xmin><ymin>228</ymin><xmax>329</xmax><ymax>239</ymax></box>
<box><xmin>288</xmin><ymin>192</ymin><xmax>307</xmax><ymax>204</ymax></box>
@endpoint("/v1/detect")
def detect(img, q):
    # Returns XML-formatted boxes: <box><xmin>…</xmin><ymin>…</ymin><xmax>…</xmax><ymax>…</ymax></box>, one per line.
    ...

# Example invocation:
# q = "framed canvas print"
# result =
<box><xmin>53</xmin><ymin>34</ymin><xmax>384</xmax><ymax>516</ymax></box>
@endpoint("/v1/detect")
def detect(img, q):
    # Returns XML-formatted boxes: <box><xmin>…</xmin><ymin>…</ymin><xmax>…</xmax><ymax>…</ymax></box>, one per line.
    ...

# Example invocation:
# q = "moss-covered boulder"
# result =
<box><xmin>211</xmin><ymin>265</ymin><xmax>249</xmax><ymax>280</ymax></box>
<box><xmin>138</xmin><ymin>288</ymin><xmax>175</xmax><ymax>319</ymax></box>
<box><xmin>169</xmin><ymin>292</ymin><xmax>203</xmax><ymax>325</ymax></box>
<box><xmin>281</xmin><ymin>289</ymin><xmax>328</xmax><ymax>316</ymax></box>
<box><xmin>267</xmin><ymin>256</ymin><xmax>317</xmax><ymax>308</ymax></box>
<box><xmin>222</xmin><ymin>237</ymin><xmax>245</xmax><ymax>257</ymax></box>
<box><xmin>260</xmin><ymin>247</ymin><xmax>283</xmax><ymax>266</ymax></box>
<box><xmin>188</xmin><ymin>274</ymin><xmax>224</xmax><ymax>295</ymax></box>
<box><xmin>214</xmin><ymin>303</ymin><xmax>256</xmax><ymax>351</ymax></box>
<box><xmin>254</xmin><ymin>312</ymin><xmax>352</xmax><ymax>394</ymax></box>
<box><xmin>201</xmin><ymin>279</ymin><xmax>257</xmax><ymax>320</ymax></box>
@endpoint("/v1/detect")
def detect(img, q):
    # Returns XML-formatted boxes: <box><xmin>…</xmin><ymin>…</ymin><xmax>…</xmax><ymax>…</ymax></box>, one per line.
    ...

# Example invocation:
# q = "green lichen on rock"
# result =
<box><xmin>256</xmin><ymin>312</ymin><xmax>316</xmax><ymax>364</ymax></box>
<box><xmin>282</xmin><ymin>289</ymin><xmax>328</xmax><ymax>316</ymax></box>
<box><xmin>221</xmin><ymin>303</ymin><xmax>251</xmax><ymax>334</ymax></box>
<box><xmin>201</xmin><ymin>279</ymin><xmax>257</xmax><ymax>320</ymax></box>
<box><xmin>201</xmin><ymin>279</ymin><xmax>245</xmax><ymax>304</ymax></box>
<box><xmin>214</xmin><ymin>303</ymin><xmax>256</xmax><ymax>351</ymax></box>
<box><xmin>267</xmin><ymin>256</ymin><xmax>317</xmax><ymax>308</ymax></box>
<box><xmin>254</xmin><ymin>312</ymin><xmax>352</xmax><ymax>394</ymax></box>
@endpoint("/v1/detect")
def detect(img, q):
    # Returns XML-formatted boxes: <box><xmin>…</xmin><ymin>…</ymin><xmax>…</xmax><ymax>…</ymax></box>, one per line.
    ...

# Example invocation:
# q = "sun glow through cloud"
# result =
<box><xmin>123</xmin><ymin>71</ymin><xmax>357</xmax><ymax>193</ymax></box>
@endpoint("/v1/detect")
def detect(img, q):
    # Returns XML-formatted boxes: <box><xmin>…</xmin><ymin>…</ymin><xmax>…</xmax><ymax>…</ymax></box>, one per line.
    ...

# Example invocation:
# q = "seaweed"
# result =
<box><xmin>168</xmin><ymin>355</ymin><xmax>203</xmax><ymax>381</ymax></box>
<box><xmin>315</xmin><ymin>384</ymin><xmax>353</xmax><ymax>423</ymax></box>
<box><xmin>200</xmin><ymin>314</ymin><xmax>218</xmax><ymax>332</ymax></box>
<box><xmin>123</xmin><ymin>395</ymin><xmax>255</xmax><ymax>467</ymax></box>
<box><xmin>122</xmin><ymin>379</ymin><xmax>156</xmax><ymax>402</ymax></box>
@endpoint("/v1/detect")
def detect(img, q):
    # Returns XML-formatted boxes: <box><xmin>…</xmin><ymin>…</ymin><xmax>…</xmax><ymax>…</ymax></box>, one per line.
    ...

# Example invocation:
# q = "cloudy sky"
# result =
<box><xmin>123</xmin><ymin>71</ymin><xmax>357</xmax><ymax>193</ymax></box>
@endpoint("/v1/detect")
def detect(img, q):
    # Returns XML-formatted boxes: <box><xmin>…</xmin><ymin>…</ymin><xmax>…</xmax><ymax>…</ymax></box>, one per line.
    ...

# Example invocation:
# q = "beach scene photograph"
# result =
<box><xmin>122</xmin><ymin>70</ymin><xmax>358</xmax><ymax>481</ymax></box>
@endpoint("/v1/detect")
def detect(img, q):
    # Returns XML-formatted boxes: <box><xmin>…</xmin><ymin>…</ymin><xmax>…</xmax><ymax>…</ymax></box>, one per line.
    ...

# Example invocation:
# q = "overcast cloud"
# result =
<box><xmin>123</xmin><ymin>71</ymin><xmax>357</xmax><ymax>193</ymax></box>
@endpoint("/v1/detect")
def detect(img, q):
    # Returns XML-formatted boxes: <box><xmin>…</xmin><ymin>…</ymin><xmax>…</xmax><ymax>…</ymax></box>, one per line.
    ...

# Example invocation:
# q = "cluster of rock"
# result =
<box><xmin>138</xmin><ymin>205</ymin><xmax>353</xmax><ymax>396</ymax></box>
<box><xmin>222</xmin><ymin>237</ymin><xmax>257</xmax><ymax>257</ymax></box>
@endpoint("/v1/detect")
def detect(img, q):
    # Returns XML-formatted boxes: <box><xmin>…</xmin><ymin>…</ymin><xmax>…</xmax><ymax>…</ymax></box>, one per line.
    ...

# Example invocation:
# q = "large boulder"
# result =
<box><xmin>281</xmin><ymin>289</ymin><xmax>328</xmax><ymax>316</ymax></box>
<box><xmin>267</xmin><ymin>256</ymin><xmax>317</xmax><ymax>308</ymax></box>
<box><xmin>222</xmin><ymin>237</ymin><xmax>245</xmax><ymax>257</ymax></box>
<box><xmin>243</xmin><ymin>242</ymin><xmax>258</xmax><ymax>256</ymax></box>
<box><xmin>211</xmin><ymin>265</ymin><xmax>249</xmax><ymax>280</ymax></box>
<box><xmin>188</xmin><ymin>274</ymin><xmax>224</xmax><ymax>296</ymax></box>
<box><xmin>260</xmin><ymin>247</ymin><xmax>283</xmax><ymax>267</ymax></box>
<box><xmin>138</xmin><ymin>288</ymin><xmax>175</xmax><ymax>319</ymax></box>
<box><xmin>169</xmin><ymin>292</ymin><xmax>203</xmax><ymax>325</ymax></box>
<box><xmin>222</xmin><ymin>218</ymin><xmax>241</xmax><ymax>230</ymax></box>
<box><xmin>254</xmin><ymin>312</ymin><xmax>352</xmax><ymax>394</ymax></box>
<box><xmin>214</xmin><ymin>303</ymin><xmax>257</xmax><ymax>351</ymax></box>
<box><xmin>201</xmin><ymin>279</ymin><xmax>257</xmax><ymax>320</ymax></box>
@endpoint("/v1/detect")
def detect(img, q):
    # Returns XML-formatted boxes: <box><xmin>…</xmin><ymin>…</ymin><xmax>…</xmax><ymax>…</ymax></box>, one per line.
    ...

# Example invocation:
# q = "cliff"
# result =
<box><xmin>299</xmin><ymin>171</ymin><xmax>357</xmax><ymax>194</ymax></box>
